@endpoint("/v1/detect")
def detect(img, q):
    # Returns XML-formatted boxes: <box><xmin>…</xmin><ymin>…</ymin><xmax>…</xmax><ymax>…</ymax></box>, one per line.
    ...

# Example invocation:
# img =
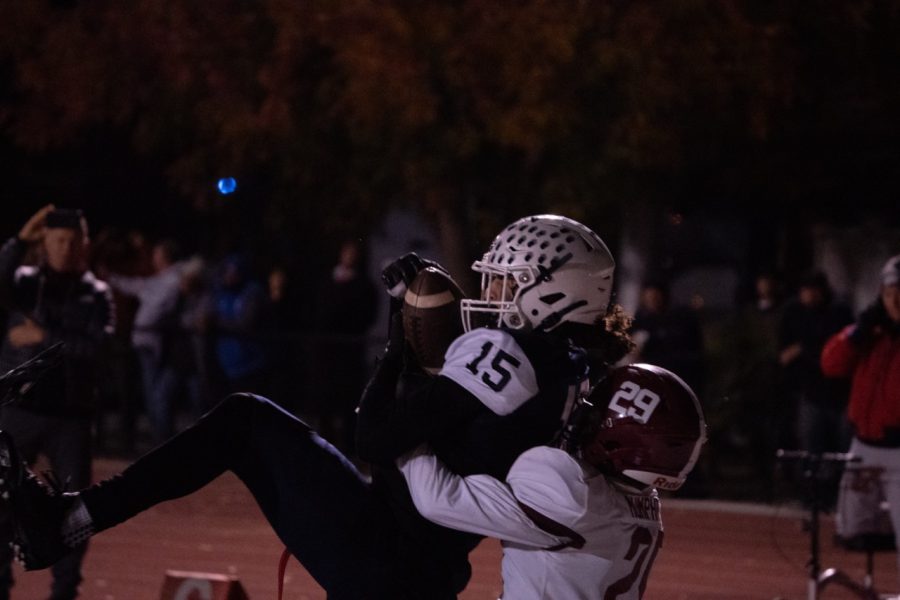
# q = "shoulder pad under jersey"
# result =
<box><xmin>440</xmin><ymin>328</ymin><xmax>538</xmax><ymax>416</ymax></box>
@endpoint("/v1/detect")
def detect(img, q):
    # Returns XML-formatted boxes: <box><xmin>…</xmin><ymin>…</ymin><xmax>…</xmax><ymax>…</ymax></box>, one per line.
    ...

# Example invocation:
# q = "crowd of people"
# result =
<box><xmin>84</xmin><ymin>222</ymin><xmax>379</xmax><ymax>457</ymax></box>
<box><xmin>0</xmin><ymin>203</ymin><xmax>896</xmax><ymax>599</ymax></box>
<box><xmin>0</xmin><ymin>206</ymin><xmax>379</xmax><ymax>599</ymax></box>
<box><xmin>0</xmin><ymin>205</ymin><xmax>885</xmax><ymax>480</ymax></box>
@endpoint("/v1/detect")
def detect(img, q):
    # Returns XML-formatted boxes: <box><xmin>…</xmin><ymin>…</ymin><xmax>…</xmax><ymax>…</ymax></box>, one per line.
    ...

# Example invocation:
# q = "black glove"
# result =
<box><xmin>381</xmin><ymin>252</ymin><xmax>447</xmax><ymax>299</ymax></box>
<box><xmin>849</xmin><ymin>301</ymin><xmax>888</xmax><ymax>346</ymax></box>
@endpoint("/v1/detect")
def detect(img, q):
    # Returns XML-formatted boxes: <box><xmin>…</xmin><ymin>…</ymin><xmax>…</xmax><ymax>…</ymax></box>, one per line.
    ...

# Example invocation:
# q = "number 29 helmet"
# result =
<box><xmin>578</xmin><ymin>363</ymin><xmax>707</xmax><ymax>491</ymax></box>
<box><xmin>460</xmin><ymin>215</ymin><xmax>615</xmax><ymax>332</ymax></box>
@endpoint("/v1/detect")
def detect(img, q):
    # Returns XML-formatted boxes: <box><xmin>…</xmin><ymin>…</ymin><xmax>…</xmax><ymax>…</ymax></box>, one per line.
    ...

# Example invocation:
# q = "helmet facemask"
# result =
<box><xmin>461</xmin><ymin>260</ymin><xmax>533</xmax><ymax>331</ymax></box>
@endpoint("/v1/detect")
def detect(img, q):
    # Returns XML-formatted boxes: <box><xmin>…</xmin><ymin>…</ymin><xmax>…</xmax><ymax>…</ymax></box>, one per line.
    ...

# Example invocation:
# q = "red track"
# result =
<box><xmin>9</xmin><ymin>458</ymin><xmax>897</xmax><ymax>599</ymax></box>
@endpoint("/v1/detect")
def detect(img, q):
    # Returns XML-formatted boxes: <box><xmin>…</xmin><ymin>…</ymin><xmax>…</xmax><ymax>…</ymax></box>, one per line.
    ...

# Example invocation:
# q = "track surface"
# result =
<box><xmin>8</xmin><ymin>458</ymin><xmax>898</xmax><ymax>599</ymax></box>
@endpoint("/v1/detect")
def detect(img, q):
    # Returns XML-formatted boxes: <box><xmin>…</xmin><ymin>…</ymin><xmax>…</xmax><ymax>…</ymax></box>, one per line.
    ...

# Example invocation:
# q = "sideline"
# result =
<box><xmin>664</xmin><ymin>497</ymin><xmax>809</xmax><ymax>519</ymax></box>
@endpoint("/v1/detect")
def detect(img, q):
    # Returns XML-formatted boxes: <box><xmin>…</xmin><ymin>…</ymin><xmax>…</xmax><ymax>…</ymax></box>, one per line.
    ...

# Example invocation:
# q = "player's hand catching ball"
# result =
<box><xmin>382</xmin><ymin>252</ymin><xmax>449</xmax><ymax>300</ymax></box>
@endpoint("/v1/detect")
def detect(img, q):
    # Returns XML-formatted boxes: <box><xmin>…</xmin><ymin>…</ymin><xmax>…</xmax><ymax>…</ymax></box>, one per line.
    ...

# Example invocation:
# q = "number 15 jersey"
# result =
<box><xmin>430</xmin><ymin>326</ymin><xmax>588</xmax><ymax>480</ymax></box>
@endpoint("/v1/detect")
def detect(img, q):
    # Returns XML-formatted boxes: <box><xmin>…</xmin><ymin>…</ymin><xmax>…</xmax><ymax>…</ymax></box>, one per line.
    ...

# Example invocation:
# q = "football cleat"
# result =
<box><xmin>0</xmin><ymin>430</ymin><xmax>72</xmax><ymax>570</ymax></box>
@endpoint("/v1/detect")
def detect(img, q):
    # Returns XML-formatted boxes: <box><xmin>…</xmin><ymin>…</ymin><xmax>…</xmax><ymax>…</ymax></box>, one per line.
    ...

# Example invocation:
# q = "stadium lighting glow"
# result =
<box><xmin>217</xmin><ymin>177</ymin><xmax>237</xmax><ymax>195</ymax></box>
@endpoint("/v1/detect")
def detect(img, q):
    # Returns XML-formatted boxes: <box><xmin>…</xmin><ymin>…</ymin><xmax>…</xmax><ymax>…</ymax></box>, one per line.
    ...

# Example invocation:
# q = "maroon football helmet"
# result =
<box><xmin>579</xmin><ymin>363</ymin><xmax>707</xmax><ymax>491</ymax></box>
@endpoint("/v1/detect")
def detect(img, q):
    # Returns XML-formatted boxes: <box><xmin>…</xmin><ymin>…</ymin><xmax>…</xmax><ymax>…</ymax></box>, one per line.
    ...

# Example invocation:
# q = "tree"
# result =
<box><xmin>1</xmin><ymin>1</ymin><xmax>898</xmax><ymax>270</ymax></box>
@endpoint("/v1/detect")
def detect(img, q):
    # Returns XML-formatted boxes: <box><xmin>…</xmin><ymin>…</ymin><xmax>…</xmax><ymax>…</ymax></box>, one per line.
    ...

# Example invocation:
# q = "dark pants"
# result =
<box><xmin>0</xmin><ymin>407</ymin><xmax>92</xmax><ymax>600</ymax></box>
<box><xmin>80</xmin><ymin>394</ymin><xmax>412</xmax><ymax>599</ymax></box>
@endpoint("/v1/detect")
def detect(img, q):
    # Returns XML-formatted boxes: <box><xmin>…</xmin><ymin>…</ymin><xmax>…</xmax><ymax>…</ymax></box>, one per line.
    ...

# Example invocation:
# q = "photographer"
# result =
<box><xmin>821</xmin><ymin>253</ymin><xmax>900</xmax><ymax>581</ymax></box>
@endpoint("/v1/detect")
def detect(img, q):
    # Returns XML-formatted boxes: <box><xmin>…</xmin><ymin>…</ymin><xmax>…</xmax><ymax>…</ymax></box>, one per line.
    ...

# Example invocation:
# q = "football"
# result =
<box><xmin>402</xmin><ymin>267</ymin><xmax>466</xmax><ymax>374</ymax></box>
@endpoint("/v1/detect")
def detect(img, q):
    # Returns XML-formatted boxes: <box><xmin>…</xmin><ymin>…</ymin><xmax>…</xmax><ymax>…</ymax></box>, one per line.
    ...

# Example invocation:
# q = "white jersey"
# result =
<box><xmin>398</xmin><ymin>446</ymin><xmax>663</xmax><ymax>600</ymax></box>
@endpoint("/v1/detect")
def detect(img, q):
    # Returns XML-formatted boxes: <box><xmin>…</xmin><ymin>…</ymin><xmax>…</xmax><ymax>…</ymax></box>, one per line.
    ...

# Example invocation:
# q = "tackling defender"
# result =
<box><xmin>399</xmin><ymin>363</ymin><xmax>705</xmax><ymax>599</ymax></box>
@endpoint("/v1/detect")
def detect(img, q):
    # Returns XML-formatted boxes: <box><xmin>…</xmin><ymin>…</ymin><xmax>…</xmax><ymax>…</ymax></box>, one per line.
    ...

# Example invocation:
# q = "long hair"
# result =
<box><xmin>556</xmin><ymin>303</ymin><xmax>634</xmax><ymax>366</ymax></box>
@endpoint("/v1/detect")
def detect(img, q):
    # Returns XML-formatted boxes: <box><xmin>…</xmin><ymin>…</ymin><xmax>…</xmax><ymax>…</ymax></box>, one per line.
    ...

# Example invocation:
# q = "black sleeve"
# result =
<box><xmin>41</xmin><ymin>282</ymin><xmax>115</xmax><ymax>362</ymax></box>
<box><xmin>355</xmin><ymin>355</ymin><xmax>486</xmax><ymax>466</ymax></box>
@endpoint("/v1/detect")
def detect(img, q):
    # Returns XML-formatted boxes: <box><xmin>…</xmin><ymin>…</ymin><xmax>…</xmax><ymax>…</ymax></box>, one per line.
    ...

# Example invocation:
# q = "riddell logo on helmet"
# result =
<box><xmin>653</xmin><ymin>477</ymin><xmax>679</xmax><ymax>490</ymax></box>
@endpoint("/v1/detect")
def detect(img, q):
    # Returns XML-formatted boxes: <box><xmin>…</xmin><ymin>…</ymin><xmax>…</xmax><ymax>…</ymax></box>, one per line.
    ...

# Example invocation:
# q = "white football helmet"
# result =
<box><xmin>461</xmin><ymin>215</ymin><xmax>615</xmax><ymax>332</ymax></box>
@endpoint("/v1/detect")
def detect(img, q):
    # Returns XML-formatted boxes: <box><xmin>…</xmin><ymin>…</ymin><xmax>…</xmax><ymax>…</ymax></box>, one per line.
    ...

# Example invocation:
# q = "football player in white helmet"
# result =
<box><xmin>357</xmin><ymin>213</ymin><xmax>638</xmax><ymax>592</ymax></box>
<box><xmin>0</xmin><ymin>214</ymin><xmax>638</xmax><ymax>600</ymax></box>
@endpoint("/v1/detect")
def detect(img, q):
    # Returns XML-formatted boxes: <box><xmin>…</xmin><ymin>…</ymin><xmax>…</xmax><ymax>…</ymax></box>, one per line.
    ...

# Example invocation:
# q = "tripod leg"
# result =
<box><xmin>818</xmin><ymin>568</ymin><xmax>879</xmax><ymax>600</ymax></box>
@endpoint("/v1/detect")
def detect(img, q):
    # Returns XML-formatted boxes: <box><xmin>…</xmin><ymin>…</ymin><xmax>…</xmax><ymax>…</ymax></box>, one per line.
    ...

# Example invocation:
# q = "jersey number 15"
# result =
<box><xmin>465</xmin><ymin>341</ymin><xmax>521</xmax><ymax>393</ymax></box>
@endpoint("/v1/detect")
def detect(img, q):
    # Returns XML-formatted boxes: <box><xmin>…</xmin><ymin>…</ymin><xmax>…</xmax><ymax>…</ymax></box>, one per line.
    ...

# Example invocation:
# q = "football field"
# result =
<box><xmin>9</xmin><ymin>458</ymin><xmax>896</xmax><ymax>600</ymax></box>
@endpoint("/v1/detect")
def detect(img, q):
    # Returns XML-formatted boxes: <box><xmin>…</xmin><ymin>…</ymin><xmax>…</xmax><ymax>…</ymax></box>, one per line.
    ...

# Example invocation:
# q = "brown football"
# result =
<box><xmin>402</xmin><ymin>267</ymin><xmax>466</xmax><ymax>374</ymax></box>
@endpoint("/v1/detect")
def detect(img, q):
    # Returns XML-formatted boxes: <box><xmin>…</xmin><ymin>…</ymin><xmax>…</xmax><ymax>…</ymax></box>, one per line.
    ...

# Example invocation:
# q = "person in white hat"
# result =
<box><xmin>822</xmin><ymin>253</ymin><xmax>900</xmax><ymax>585</ymax></box>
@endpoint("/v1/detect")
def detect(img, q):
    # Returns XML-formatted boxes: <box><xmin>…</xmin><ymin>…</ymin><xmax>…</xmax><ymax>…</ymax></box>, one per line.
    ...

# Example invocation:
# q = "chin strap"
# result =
<box><xmin>555</xmin><ymin>393</ymin><xmax>593</xmax><ymax>454</ymax></box>
<box><xmin>556</xmin><ymin>365</ymin><xmax>609</xmax><ymax>455</ymax></box>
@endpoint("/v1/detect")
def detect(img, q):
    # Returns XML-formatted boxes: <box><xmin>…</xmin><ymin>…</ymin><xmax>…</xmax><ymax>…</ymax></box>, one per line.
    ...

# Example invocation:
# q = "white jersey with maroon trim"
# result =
<box><xmin>398</xmin><ymin>445</ymin><xmax>663</xmax><ymax>600</ymax></box>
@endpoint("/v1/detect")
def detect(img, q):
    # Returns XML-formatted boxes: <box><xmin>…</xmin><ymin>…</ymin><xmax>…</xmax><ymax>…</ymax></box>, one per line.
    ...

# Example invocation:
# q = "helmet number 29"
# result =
<box><xmin>608</xmin><ymin>381</ymin><xmax>661</xmax><ymax>424</ymax></box>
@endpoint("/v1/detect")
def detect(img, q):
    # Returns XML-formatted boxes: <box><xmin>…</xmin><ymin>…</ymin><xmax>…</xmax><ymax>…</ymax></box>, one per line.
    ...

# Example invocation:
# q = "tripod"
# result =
<box><xmin>776</xmin><ymin>449</ymin><xmax>880</xmax><ymax>600</ymax></box>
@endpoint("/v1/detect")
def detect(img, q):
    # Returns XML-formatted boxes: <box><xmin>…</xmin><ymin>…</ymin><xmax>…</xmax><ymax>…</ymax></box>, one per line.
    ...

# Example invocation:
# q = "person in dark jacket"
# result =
<box><xmin>778</xmin><ymin>271</ymin><xmax>853</xmax><ymax>455</ymax></box>
<box><xmin>0</xmin><ymin>204</ymin><xmax>114</xmax><ymax>600</ymax></box>
<box><xmin>631</xmin><ymin>280</ymin><xmax>705</xmax><ymax>394</ymax></box>
<box><xmin>309</xmin><ymin>239</ymin><xmax>378</xmax><ymax>453</ymax></box>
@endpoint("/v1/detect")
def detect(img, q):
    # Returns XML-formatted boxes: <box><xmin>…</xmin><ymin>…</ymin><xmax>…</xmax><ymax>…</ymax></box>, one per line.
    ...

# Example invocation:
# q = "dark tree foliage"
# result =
<box><xmin>0</xmin><ymin>1</ymin><xmax>897</xmax><ymax>261</ymax></box>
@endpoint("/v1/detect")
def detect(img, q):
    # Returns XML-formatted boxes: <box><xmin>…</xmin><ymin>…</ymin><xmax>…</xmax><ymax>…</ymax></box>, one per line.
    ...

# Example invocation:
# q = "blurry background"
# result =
<box><xmin>0</xmin><ymin>0</ymin><xmax>899</xmax><ymax>500</ymax></box>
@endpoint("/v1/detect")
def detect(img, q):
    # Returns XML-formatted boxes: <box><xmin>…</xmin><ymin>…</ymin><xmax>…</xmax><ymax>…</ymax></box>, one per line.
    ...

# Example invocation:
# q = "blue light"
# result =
<box><xmin>217</xmin><ymin>177</ymin><xmax>237</xmax><ymax>195</ymax></box>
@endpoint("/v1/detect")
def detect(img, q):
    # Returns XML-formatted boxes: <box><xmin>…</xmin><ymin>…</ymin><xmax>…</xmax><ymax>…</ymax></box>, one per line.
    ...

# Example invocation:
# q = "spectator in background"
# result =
<box><xmin>174</xmin><ymin>256</ymin><xmax>214</xmax><ymax>419</ymax></box>
<box><xmin>106</xmin><ymin>239</ymin><xmax>183</xmax><ymax>445</ymax></box>
<box><xmin>631</xmin><ymin>280</ymin><xmax>705</xmax><ymax>393</ymax></box>
<box><xmin>822</xmin><ymin>254</ymin><xmax>900</xmax><ymax>578</ymax></box>
<box><xmin>778</xmin><ymin>271</ymin><xmax>853</xmax><ymax>456</ymax></box>
<box><xmin>0</xmin><ymin>204</ymin><xmax>114</xmax><ymax>600</ymax></box>
<box><xmin>727</xmin><ymin>272</ymin><xmax>785</xmax><ymax>492</ymax></box>
<box><xmin>753</xmin><ymin>271</ymin><xmax>783</xmax><ymax>314</ymax></box>
<box><xmin>209</xmin><ymin>253</ymin><xmax>267</xmax><ymax>396</ymax></box>
<box><xmin>309</xmin><ymin>239</ymin><xmax>377</xmax><ymax>454</ymax></box>
<box><xmin>261</xmin><ymin>266</ymin><xmax>303</xmax><ymax>412</ymax></box>
<box><xmin>90</xmin><ymin>229</ymin><xmax>145</xmax><ymax>455</ymax></box>
<box><xmin>630</xmin><ymin>280</ymin><xmax>706</xmax><ymax>497</ymax></box>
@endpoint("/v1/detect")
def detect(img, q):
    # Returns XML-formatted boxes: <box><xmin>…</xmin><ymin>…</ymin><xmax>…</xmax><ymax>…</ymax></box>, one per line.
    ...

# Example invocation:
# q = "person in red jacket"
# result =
<box><xmin>821</xmin><ymin>253</ymin><xmax>900</xmax><ymax>578</ymax></box>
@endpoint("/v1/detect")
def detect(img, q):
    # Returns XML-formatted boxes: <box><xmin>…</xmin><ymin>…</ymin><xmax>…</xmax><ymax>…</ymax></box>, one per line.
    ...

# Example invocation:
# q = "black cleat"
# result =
<box><xmin>0</xmin><ymin>430</ymin><xmax>72</xmax><ymax>570</ymax></box>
